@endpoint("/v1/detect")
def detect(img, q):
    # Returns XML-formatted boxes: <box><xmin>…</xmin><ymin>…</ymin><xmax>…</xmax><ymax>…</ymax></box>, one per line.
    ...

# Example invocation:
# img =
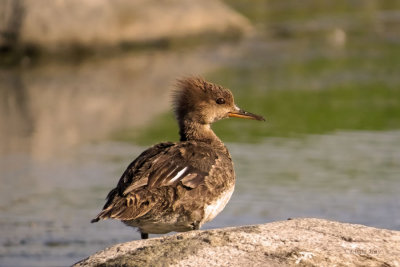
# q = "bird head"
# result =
<box><xmin>173</xmin><ymin>77</ymin><xmax>265</xmax><ymax>125</ymax></box>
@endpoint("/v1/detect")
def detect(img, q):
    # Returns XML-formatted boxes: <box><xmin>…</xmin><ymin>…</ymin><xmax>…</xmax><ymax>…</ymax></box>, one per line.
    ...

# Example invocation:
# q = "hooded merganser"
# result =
<box><xmin>91</xmin><ymin>77</ymin><xmax>264</xmax><ymax>239</ymax></box>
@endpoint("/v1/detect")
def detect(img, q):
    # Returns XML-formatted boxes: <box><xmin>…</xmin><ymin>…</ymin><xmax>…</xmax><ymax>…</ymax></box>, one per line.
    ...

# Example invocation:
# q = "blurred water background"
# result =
<box><xmin>1</xmin><ymin>0</ymin><xmax>400</xmax><ymax>266</ymax></box>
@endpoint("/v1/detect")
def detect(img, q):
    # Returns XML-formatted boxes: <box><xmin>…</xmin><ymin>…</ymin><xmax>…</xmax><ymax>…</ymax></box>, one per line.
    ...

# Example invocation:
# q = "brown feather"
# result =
<box><xmin>91</xmin><ymin>77</ymin><xmax>264</xmax><ymax>237</ymax></box>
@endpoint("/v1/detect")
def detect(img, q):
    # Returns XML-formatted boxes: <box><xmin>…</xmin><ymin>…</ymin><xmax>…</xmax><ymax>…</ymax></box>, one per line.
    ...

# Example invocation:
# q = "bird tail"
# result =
<box><xmin>90</xmin><ymin>217</ymin><xmax>100</xmax><ymax>223</ymax></box>
<box><xmin>91</xmin><ymin>188</ymin><xmax>119</xmax><ymax>223</ymax></box>
<box><xmin>90</xmin><ymin>191</ymin><xmax>154</xmax><ymax>223</ymax></box>
<box><xmin>90</xmin><ymin>207</ymin><xmax>113</xmax><ymax>223</ymax></box>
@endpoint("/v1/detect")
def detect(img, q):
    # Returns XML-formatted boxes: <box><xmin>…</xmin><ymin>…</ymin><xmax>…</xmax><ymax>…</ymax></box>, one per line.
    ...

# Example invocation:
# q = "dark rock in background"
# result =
<box><xmin>0</xmin><ymin>0</ymin><xmax>252</xmax><ymax>52</ymax></box>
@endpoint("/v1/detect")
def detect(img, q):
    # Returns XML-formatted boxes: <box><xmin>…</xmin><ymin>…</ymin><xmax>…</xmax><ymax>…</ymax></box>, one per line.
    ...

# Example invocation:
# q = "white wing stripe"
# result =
<box><xmin>169</xmin><ymin>167</ymin><xmax>188</xmax><ymax>183</ymax></box>
<box><xmin>166</xmin><ymin>166</ymin><xmax>178</xmax><ymax>179</ymax></box>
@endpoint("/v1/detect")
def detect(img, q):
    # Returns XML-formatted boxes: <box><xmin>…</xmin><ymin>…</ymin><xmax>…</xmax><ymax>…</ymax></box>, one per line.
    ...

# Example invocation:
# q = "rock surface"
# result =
<box><xmin>0</xmin><ymin>0</ymin><xmax>251</xmax><ymax>51</ymax></box>
<box><xmin>73</xmin><ymin>218</ymin><xmax>400</xmax><ymax>267</ymax></box>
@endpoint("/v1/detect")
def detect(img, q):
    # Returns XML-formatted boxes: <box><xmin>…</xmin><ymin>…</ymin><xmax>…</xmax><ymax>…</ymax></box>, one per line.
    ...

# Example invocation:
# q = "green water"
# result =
<box><xmin>113</xmin><ymin>0</ymin><xmax>400</xmax><ymax>144</ymax></box>
<box><xmin>114</xmin><ymin>47</ymin><xmax>400</xmax><ymax>144</ymax></box>
<box><xmin>116</xmin><ymin>83</ymin><xmax>400</xmax><ymax>145</ymax></box>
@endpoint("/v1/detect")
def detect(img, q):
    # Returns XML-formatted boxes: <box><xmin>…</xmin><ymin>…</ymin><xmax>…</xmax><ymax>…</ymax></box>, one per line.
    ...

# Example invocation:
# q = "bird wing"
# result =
<box><xmin>92</xmin><ymin>141</ymin><xmax>221</xmax><ymax>222</ymax></box>
<box><xmin>144</xmin><ymin>143</ymin><xmax>215</xmax><ymax>190</ymax></box>
<box><xmin>119</xmin><ymin>141</ymin><xmax>216</xmax><ymax>195</ymax></box>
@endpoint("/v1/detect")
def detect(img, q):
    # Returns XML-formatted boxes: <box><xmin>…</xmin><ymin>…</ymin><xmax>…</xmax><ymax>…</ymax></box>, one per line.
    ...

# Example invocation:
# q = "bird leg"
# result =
<box><xmin>140</xmin><ymin>232</ymin><xmax>149</xmax><ymax>239</ymax></box>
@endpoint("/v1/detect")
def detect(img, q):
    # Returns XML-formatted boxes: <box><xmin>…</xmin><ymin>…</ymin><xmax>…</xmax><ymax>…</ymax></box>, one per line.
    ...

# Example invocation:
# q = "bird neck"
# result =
<box><xmin>178</xmin><ymin>119</ymin><xmax>223</xmax><ymax>146</ymax></box>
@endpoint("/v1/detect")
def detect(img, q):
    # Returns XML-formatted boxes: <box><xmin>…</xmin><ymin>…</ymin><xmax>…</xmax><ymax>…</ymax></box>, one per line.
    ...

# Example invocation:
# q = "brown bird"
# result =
<box><xmin>91</xmin><ymin>77</ymin><xmax>264</xmax><ymax>239</ymax></box>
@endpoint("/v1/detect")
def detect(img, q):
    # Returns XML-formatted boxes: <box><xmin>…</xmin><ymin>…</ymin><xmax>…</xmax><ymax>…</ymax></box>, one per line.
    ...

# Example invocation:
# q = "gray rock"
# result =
<box><xmin>0</xmin><ymin>0</ymin><xmax>252</xmax><ymax>51</ymax></box>
<box><xmin>73</xmin><ymin>218</ymin><xmax>400</xmax><ymax>267</ymax></box>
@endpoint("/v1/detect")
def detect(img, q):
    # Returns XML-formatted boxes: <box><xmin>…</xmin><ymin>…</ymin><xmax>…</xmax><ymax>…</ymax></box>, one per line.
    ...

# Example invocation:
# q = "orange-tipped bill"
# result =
<box><xmin>228</xmin><ymin>108</ymin><xmax>265</xmax><ymax>121</ymax></box>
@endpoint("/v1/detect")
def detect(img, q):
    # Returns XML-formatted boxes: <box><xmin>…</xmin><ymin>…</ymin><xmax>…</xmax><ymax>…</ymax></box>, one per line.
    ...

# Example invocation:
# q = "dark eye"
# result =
<box><xmin>216</xmin><ymin>98</ymin><xmax>225</xmax><ymax>105</ymax></box>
